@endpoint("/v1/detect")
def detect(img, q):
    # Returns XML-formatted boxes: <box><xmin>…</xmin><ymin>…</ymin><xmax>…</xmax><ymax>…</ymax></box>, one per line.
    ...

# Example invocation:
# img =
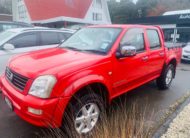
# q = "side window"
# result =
<box><xmin>9</xmin><ymin>32</ymin><xmax>38</xmax><ymax>48</ymax></box>
<box><xmin>40</xmin><ymin>32</ymin><xmax>59</xmax><ymax>45</ymax></box>
<box><xmin>121</xmin><ymin>28</ymin><xmax>145</xmax><ymax>52</ymax></box>
<box><xmin>147</xmin><ymin>30</ymin><xmax>161</xmax><ymax>49</ymax></box>
<box><xmin>59</xmin><ymin>32</ymin><xmax>72</xmax><ymax>42</ymax></box>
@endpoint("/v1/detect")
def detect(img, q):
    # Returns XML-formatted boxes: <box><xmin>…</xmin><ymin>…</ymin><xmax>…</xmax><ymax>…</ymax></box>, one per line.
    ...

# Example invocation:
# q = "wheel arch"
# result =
<box><xmin>62</xmin><ymin>75</ymin><xmax>112</xmax><ymax>106</ymax></box>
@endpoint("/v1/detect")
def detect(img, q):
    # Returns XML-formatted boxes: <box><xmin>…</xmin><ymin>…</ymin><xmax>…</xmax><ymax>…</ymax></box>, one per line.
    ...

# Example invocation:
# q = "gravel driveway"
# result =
<box><xmin>161</xmin><ymin>103</ymin><xmax>190</xmax><ymax>138</ymax></box>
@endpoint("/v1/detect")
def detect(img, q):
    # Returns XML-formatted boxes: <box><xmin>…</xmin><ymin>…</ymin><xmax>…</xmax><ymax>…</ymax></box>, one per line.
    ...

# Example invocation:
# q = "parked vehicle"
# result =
<box><xmin>182</xmin><ymin>42</ymin><xmax>190</xmax><ymax>61</ymax></box>
<box><xmin>0</xmin><ymin>21</ymin><xmax>32</xmax><ymax>32</ymax></box>
<box><xmin>0</xmin><ymin>25</ymin><xmax>182</xmax><ymax>136</ymax></box>
<box><xmin>0</xmin><ymin>28</ymin><xmax>74</xmax><ymax>73</ymax></box>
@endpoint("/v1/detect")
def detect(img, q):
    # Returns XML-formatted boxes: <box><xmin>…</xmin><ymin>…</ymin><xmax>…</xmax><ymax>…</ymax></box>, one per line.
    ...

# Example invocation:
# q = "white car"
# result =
<box><xmin>182</xmin><ymin>43</ymin><xmax>190</xmax><ymax>62</ymax></box>
<box><xmin>0</xmin><ymin>28</ymin><xmax>73</xmax><ymax>74</ymax></box>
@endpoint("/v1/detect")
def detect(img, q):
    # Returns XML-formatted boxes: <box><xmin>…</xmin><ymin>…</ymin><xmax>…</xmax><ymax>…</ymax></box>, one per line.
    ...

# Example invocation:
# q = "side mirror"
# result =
<box><xmin>3</xmin><ymin>43</ymin><xmax>15</xmax><ymax>50</ymax></box>
<box><xmin>116</xmin><ymin>45</ymin><xmax>137</xmax><ymax>58</ymax></box>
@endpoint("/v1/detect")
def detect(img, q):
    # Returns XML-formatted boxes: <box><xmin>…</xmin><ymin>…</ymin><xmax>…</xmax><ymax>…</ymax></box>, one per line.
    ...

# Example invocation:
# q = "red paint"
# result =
<box><xmin>0</xmin><ymin>25</ymin><xmax>182</xmax><ymax>127</ymax></box>
<box><xmin>24</xmin><ymin>0</ymin><xmax>92</xmax><ymax>21</ymax></box>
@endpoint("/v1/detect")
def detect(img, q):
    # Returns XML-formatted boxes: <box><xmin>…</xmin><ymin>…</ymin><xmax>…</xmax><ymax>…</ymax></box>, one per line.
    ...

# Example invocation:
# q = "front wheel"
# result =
<box><xmin>156</xmin><ymin>64</ymin><xmax>175</xmax><ymax>90</ymax></box>
<box><xmin>61</xmin><ymin>93</ymin><xmax>104</xmax><ymax>137</ymax></box>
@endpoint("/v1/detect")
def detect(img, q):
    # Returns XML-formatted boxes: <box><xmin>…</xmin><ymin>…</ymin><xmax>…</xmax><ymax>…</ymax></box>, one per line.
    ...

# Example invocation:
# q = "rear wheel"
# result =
<box><xmin>156</xmin><ymin>64</ymin><xmax>175</xmax><ymax>90</ymax></box>
<box><xmin>62</xmin><ymin>93</ymin><xmax>104</xmax><ymax>137</ymax></box>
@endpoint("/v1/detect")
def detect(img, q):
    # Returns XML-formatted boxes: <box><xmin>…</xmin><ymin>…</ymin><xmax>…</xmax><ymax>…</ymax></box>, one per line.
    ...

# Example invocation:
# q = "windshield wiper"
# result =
<box><xmin>63</xmin><ymin>46</ymin><xmax>82</xmax><ymax>51</ymax></box>
<box><xmin>82</xmin><ymin>49</ymin><xmax>106</xmax><ymax>55</ymax></box>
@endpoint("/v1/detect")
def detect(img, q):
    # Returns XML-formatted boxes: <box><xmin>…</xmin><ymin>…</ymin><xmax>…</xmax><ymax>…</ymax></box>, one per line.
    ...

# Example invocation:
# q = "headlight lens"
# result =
<box><xmin>29</xmin><ymin>75</ymin><xmax>57</xmax><ymax>98</ymax></box>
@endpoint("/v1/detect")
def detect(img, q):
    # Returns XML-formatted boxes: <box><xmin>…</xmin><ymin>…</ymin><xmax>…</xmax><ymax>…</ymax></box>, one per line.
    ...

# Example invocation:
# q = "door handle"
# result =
<box><xmin>142</xmin><ymin>56</ymin><xmax>149</xmax><ymax>61</ymax></box>
<box><xmin>159</xmin><ymin>52</ymin><xmax>165</xmax><ymax>57</ymax></box>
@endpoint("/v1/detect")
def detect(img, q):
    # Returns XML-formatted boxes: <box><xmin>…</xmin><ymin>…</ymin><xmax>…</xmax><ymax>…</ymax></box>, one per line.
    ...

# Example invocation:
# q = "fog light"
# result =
<box><xmin>28</xmin><ymin>107</ymin><xmax>43</xmax><ymax>115</ymax></box>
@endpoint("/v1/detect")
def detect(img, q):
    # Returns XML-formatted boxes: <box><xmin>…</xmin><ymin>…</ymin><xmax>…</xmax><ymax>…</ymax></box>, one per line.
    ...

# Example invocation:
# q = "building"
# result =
<box><xmin>127</xmin><ymin>10</ymin><xmax>190</xmax><ymax>43</ymax></box>
<box><xmin>12</xmin><ymin>0</ymin><xmax>111</xmax><ymax>28</ymax></box>
<box><xmin>0</xmin><ymin>14</ymin><xmax>12</xmax><ymax>21</ymax></box>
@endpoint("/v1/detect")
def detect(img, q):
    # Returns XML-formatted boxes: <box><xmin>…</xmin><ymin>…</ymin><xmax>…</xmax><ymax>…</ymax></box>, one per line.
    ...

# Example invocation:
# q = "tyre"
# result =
<box><xmin>156</xmin><ymin>64</ymin><xmax>175</xmax><ymax>90</ymax></box>
<box><xmin>62</xmin><ymin>93</ymin><xmax>105</xmax><ymax>137</ymax></box>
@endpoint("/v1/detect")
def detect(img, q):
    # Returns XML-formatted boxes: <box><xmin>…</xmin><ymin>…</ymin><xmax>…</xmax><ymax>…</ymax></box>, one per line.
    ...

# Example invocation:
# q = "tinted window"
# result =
<box><xmin>10</xmin><ymin>32</ymin><xmax>38</xmax><ymax>48</ymax></box>
<box><xmin>147</xmin><ymin>30</ymin><xmax>161</xmax><ymax>49</ymax></box>
<box><xmin>40</xmin><ymin>32</ymin><xmax>59</xmax><ymax>45</ymax></box>
<box><xmin>121</xmin><ymin>28</ymin><xmax>145</xmax><ymax>52</ymax></box>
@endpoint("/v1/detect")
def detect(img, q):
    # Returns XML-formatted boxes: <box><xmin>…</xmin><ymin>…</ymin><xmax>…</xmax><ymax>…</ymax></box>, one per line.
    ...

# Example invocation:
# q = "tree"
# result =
<box><xmin>108</xmin><ymin>0</ymin><xmax>138</xmax><ymax>23</ymax></box>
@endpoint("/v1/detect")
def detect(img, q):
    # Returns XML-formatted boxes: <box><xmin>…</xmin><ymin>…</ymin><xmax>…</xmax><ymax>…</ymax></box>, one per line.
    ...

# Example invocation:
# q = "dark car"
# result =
<box><xmin>0</xmin><ymin>21</ymin><xmax>33</xmax><ymax>32</ymax></box>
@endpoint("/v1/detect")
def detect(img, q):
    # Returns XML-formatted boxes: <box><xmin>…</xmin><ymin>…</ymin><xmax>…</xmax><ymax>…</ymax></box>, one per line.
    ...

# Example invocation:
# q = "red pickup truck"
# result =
<box><xmin>0</xmin><ymin>25</ymin><xmax>181</xmax><ymax>135</ymax></box>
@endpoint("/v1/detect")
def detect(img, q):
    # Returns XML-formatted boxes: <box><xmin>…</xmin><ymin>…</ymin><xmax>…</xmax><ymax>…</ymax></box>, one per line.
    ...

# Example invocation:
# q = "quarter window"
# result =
<box><xmin>147</xmin><ymin>30</ymin><xmax>161</xmax><ymax>49</ymax></box>
<box><xmin>121</xmin><ymin>28</ymin><xmax>145</xmax><ymax>52</ymax></box>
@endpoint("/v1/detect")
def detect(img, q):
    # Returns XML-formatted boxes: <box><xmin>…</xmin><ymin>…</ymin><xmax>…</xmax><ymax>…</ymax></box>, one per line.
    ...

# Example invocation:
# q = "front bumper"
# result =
<box><xmin>0</xmin><ymin>75</ymin><xmax>70</xmax><ymax>128</ymax></box>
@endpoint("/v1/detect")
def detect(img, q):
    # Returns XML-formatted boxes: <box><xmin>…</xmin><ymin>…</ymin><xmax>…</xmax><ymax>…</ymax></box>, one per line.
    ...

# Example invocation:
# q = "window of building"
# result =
<box><xmin>96</xmin><ymin>0</ymin><xmax>102</xmax><ymax>8</ymax></box>
<box><xmin>93</xmin><ymin>13</ymin><xmax>102</xmax><ymax>21</ymax></box>
<box><xmin>121</xmin><ymin>28</ymin><xmax>145</xmax><ymax>52</ymax></box>
<box><xmin>18</xmin><ymin>5</ymin><xmax>27</xmax><ymax>20</ymax></box>
<box><xmin>93</xmin><ymin>0</ymin><xmax>102</xmax><ymax>9</ymax></box>
<box><xmin>163</xmin><ymin>29</ymin><xmax>175</xmax><ymax>42</ymax></box>
<box><xmin>147</xmin><ymin>30</ymin><xmax>161</xmax><ymax>49</ymax></box>
<box><xmin>176</xmin><ymin>28</ymin><xmax>190</xmax><ymax>43</ymax></box>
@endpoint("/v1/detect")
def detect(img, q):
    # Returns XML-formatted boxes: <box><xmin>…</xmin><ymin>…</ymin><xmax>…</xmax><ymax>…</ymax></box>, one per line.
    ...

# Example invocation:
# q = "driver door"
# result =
<box><xmin>112</xmin><ymin>28</ymin><xmax>149</xmax><ymax>97</ymax></box>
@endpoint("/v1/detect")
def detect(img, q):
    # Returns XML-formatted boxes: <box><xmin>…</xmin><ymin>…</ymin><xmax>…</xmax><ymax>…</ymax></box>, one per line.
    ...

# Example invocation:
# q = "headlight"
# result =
<box><xmin>29</xmin><ymin>75</ymin><xmax>57</xmax><ymax>98</ymax></box>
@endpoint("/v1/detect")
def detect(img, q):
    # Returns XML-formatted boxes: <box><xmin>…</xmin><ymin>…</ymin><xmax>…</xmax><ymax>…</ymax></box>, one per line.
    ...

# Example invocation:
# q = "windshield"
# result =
<box><xmin>60</xmin><ymin>27</ymin><xmax>121</xmax><ymax>54</ymax></box>
<box><xmin>0</xmin><ymin>31</ymin><xmax>16</xmax><ymax>46</ymax></box>
<box><xmin>0</xmin><ymin>31</ymin><xmax>15</xmax><ymax>41</ymax></box>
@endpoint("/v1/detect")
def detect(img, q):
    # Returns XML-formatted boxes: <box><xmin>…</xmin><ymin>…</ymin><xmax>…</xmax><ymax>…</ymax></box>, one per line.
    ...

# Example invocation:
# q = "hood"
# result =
<box><xmin>9</xmin><ymin>48</ymin><xmax>108</xmax><ymax>78</ymax></box>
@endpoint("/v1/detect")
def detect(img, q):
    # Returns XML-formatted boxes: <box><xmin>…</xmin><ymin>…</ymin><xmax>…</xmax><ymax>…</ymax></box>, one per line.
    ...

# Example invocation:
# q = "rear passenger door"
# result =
<box><xmin>39</xmin><ymin>31</ymin><xmax>60</xmax><ymax>50</ymax></box>
<box><xmin>146</xmin><ymin>29</ymin><xmax>165</xmax><ymax>76</ymax></box>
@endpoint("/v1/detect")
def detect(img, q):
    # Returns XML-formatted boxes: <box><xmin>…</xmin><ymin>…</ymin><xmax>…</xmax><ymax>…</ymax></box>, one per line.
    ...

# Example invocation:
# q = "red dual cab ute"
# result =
<box><xmin>0</xmin><ymin>25</ymin><xmax>182</xmax><ymax>135</ymax></box>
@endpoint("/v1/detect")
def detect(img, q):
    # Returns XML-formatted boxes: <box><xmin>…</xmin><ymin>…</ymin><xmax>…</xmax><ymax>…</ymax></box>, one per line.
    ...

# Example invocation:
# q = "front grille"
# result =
<box><xmin>5</xmin><ymin>68</ymin><xmax>28</xmax><ymax>91</ymax></box>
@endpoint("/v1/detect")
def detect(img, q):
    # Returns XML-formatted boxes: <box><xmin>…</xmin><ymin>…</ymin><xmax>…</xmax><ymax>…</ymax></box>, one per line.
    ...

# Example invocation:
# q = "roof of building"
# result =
<box><xmin>24</xmin><ymin>0</ymin><xmax>93</xmax><ymax>21</ymax></box>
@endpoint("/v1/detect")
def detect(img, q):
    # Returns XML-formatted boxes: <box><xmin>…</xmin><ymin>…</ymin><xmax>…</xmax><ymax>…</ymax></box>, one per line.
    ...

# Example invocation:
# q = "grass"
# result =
<box><xmin>37</xmin><ymin>98</ymin><xmax>153</xmax><ymax>138</ymax></box>
<box><xmin>91</xmin><ymin>101</ymin><xmax>152</xmax><ymax>138</ymax></box>
<box><xmin>33</xmin><ymin>90</ymin><xmax>190</xmax><ymax>138</ymax></box>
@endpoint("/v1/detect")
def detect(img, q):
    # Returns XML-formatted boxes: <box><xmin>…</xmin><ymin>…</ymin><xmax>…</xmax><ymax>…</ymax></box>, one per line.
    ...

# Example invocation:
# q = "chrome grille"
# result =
<box><xmin>5</xmin><ymin>68</ymin><xmax>28</xmax><ymax>91</ymax></box>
